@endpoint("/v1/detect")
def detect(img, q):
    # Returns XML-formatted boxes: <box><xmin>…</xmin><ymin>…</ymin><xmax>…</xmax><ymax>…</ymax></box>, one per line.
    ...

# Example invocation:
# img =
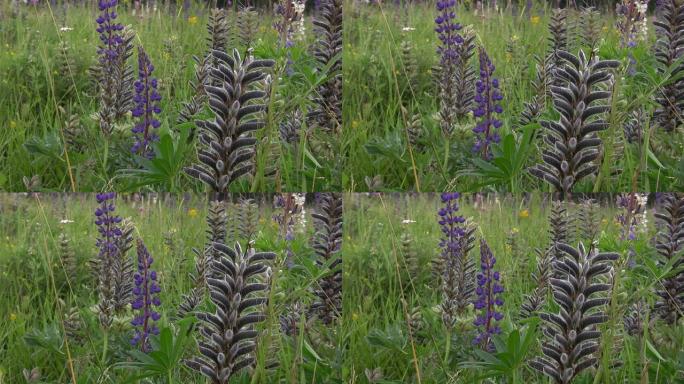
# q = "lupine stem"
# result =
<box><xmin>101</xmin><ymin>331</ymin><xmax>108</xmax><ymax>363</ymax></box>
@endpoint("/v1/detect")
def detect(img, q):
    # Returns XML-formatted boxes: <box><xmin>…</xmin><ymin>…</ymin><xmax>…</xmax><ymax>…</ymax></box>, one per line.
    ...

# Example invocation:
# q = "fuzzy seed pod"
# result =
<box><xmin>623</xmin><ymin>300</ymin><xmax>649</xmax><ymax>336</ymax></box>
<box><xmin>529</xmin><ymin>50</ymin><xmax>619</xmax><ymax>198</ymax></box>
<box><xmin>185</xmin><ymin>49</ymin><xmax>274</xmax><ymax>193</ymax></box>
<box><xmin>519</xmin><ymin>248</ymin><xmax>551</xmax><ymax>319</ymax></box>
<box><xmin>400</xmin><ymin>39</ymin><xmax>418</xmax><ymax>87</ymax></box>
<box><xmin>112</xmin><ymin>218</ymin><xmax>135</xmax><ymax>314</ymax></box>
<box><xmin>623</xmin><ymin>108</ymin><xmax>645</xmax><ymax>145</ymax></box>
<box><xmin>309</xmin><ymin>0</ymin><xmax>343</xmax><ymax>134</ymax></box>
<box><xmin>238</xmin><ymin>197</ymin><xmax>259</xmax><ymax>243</ymax></box>
<box><xmin>62</xmin><ymin>114</ymin><xmax>84</xmax><ymax>153</ymax></box>
<box><xmin>530</xmin><ymin>242</ymin><xmax>618</xmax><ymax>384</ymax></box>
<box><xmin>576</xmin><ymin>198</ymin><xmax>600</xmax><ymax>245</ymax></box>
<box><xmin>58</xmin><ymin>231</ymin><xmax>77</xmax><ymax>285</ymax></box>
<box><xmin>653</xmin><ymin>193</ymin><xmax>684</xmax><ymax>325</ymax></box>
<box><xmin>653</xmin><ymin>0</ymin><xmax>684</xmax><ymax>132</ymax></box>
<box><xmin>453</xmin><ymin>27</ymin><xmax>477</xmax><ymax>120</ymax></box>
<box><xmin>185</xmin><ymin>242</ymin><xmax>275</xmax><ymax>383</ymax></box>
<box><xmin>237</xmin><ymin>7</ymin><xmax>260</xmax><ymax>49</ymax></box>
<box><xmin>177</xmin><ymin>55</ymin><xmax>210</xmax><ymax>132</ymax></box>
<box><xmin>438</xmin><ymin>193</ymin><xmax>477</xmax><ymax>329</ymax></box>
<box><xmin>279</xmin><ymin>109</ymin><xmax>304</xmax><ymax>145</ymax></box>
<box><xmin>310</xmin><ymin>193</ymin><xmax>343</xmax><ymax>325</ymax></box>
<box><xmin>580</xmin><ymin>7</ymin><xmax>602</xmax><ymax>55</ymax></box>
<box><xmin>547</xmin><ymin>9</ymin><xmax>569</xmax><ymax>87</ymax></box>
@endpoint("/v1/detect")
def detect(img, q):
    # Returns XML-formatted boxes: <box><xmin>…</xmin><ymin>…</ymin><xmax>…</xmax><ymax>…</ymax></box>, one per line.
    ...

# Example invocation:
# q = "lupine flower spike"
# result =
<box><xmin>93</xmin><ymin>192</ymin><xmax>122</xmax><ymax>328</ymax></box>
<box><xmin>131</xmin><ymin>47</ymin><xmax>162</xmax><ymax>158</ymax></box>
<box><xmin>529</xmin><ymin>50</ymin><xmax>618</xmax><ymax>198</ymax></box>
<box><xmin>185</xmin><ymin>242</ymin><xmax>275</xmax><ymax>383</ymax></box>
<box><xmin>472</xmin><ymin>239</ymin><xmax>504</xmax><ymax>351</ymax></box>
<box><xmin>653</xmin><ymin>193</ymin><xmax>684</xmax><ymax>325</ymax></box>
<box><xmin>434</xmin><ymin>0</ymin><xmax>463</xmax><ymax>136</ymax></box>
<box><xmin>131</xmin><ymin>239</ymin><xmax>162</xmax><ymax>352</ymax></box>
<box><xmin>472</xmin><ymin>47</ymin><xmax>503</xmax><ymax>160</ymax></box>
<box><xmin>309</xmin><ymin>0</ymin><xmax>342</xmax><ymax>133</ymax></box>
<box><xmin>530</xmin><ymin>242</ymin><xmax>618</xmax><ymax>384</ymax></box>
<box><xmin>653</xmin><ymin>0</ymin><xmax>684</xmax><ymax>132</ymax></box>
<box><xmin>94</xmin><ymin>0</ymin><xmax>134</xmax><ymax>137</ymax></box>
<box><xmin>310</xmin><ymin>193</ymin><xmax>343</xmax><ymax>324</ymax></box>
<box><xmin>185</xmin><ymin>49</ymin><xmax>274</xmax><ymax>194</ymax></box>
<box><xmin>438</xmin><ymin>192</ymin><xmax>476</xmax><ymax>328</ymax></box>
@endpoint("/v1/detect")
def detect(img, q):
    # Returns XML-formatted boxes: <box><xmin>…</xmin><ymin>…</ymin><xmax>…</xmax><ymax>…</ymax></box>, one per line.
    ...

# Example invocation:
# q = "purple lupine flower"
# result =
<box><xmin>131</xmin><ymin>47</ymin><xmax>162</xmax><ymax>158</ymax></box>
<box><xmin>438</xmin><ymin>192</ymin><xmax>476</xmax><ymax>328</ymax></box>
<box><xmin>472</xmin><ymin>239</ymin><xmax>504</xmax><ymax>351</ymax></box>
<box><xmin>435</xmin><ymin>0</ymin><xmax>462</xmax><ymax>66</ymax></box>
<box><xmin>131</xmin><ymin>239</ymin><xmax>161</xmax><ymax>353</ymax></box>
<box><xmin>472</xmin><ymin>47</ymin><xmax>503</xmax><ymax>160</ymax></box>
<box><xmin>438</xmin><ymin>192</ymin><xmax>466</xmax><ymax>251</ymax></box>
<box><xmin>94</xmin><ymin>192</ymin><xmax>122</xmax><ymax>328</ymax></box>
<box><xmin>95</xmin><ymin>192</ymin><xmax>123</xmax><ymax>261</ymax></box>
<box><xmin>96</xmin><ymin>0</ymin><xmax>124</xmax><ymax>65</ymax></box>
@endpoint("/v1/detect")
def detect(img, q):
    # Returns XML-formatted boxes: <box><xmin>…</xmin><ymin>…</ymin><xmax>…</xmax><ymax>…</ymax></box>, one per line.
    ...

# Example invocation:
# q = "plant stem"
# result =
<box><xmin>101</xmin><ymin>330</ymin><xmax>109</xmax><ymax>364</ymax></box>
<box><xmin>444</xmin><ymin>329</ymin><xmax>451</xmax><ymax>364</ymax></box>
<box><xmin>443</xmin><ymin>139</ymin><xmax>450</xmax><ymax>176</ymax></box>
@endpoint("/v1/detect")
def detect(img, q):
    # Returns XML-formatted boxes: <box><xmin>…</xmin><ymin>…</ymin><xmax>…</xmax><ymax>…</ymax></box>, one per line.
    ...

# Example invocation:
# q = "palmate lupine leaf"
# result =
<box><xmin>185</xmin><ymin>242</ymin><xmax>274</xmax><ymax>383</ymax></box>
<box><xmin>653</xmin><ymin>0</ymin><xmax>684</xmax><ymax>132</ymax></box>
<box><xmin>309</xmin><ymin>0</ymin><xmax>342</xmax><ymax>134</ymax></box>
<box><xmin>529</xmin><ymin>50</ymin><xmax>619</xmax><ymax>198</ymax></box>
<box><xmin>310</xmin><ymin>193</ymin><xmax>343</xmax><ymax>325</ymax></box>
<box><xmin>653</xmin><ymin>193</ymin><xmax>684</xmax><ymax>325</ymax></box>
<box><xmin>185</xmin><ymin>49</ymin><xmax>274</xmax><ymax>193</ymax></box>
<box><xmin>530</xmin><ymin>242</ymin><xmax>618</xmax><ymax>384</ymax></box>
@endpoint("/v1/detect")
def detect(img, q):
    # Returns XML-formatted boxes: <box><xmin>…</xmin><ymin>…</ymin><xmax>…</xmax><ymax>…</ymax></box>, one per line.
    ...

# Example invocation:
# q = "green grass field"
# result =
<box><xmin>0</xmin><ymin>194</ymin><xmax>344</xmax><ymax>383</ymax></box>
<box><xmin>343</xmin><ymin>193</ymin><xmax>683</xmax><ymax>383</ymax></box>
<box><xmin>0</xmin><ymin>2</ymin><xmax>341</xmax><ymax>192</ymax></box>
<box><xmin>342</xmin><ymin>2</ymin><xmax>684</xmax><ymax>192</ymax></box>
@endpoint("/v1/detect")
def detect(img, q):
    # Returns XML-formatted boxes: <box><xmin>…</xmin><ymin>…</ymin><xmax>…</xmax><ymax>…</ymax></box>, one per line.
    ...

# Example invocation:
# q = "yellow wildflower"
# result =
<box><xmin>10</xmin><ymin>121</ymin><xmax>17</xmax><ymax>129</ymax></box>
<box><xmin>352</xmin><ymin>312</ymin><xmax>359</xmax><ymax>321</ymax></box>
<box><xmin>9</xmin><ymin>313</ymin><xmax>17</xmax><ymax>321</ymax></box>
<box><xmin>188</xmin><ymin>15</ymin><xmax>198</xmax><ymax>25</ymax></box>
<box><xmin>188</xmin><ymin>208</ymin><xmax>198</xmax><ymax>218</ymax></box>
<box><xmin>352</xmin><ymin>120</ymin><xmax>359</xmax><ymax>129</ymax></box>
<box><xmin>518</xmin><ymin>209</ymin><xmax>530</xmax><ymax>219</ymax></box>
<box><xmin>530</xmin><ymin>16</ymin><xmax>540</xmax><ymax>25</ymax></box>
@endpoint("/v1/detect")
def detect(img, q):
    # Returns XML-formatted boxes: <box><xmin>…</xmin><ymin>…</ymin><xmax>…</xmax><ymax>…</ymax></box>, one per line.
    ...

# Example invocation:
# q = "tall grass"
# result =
<box><xmin>343</xmin><ymin>193</ymin><xmax>683</xmax><ymax>383</ymax></box>
<box><xmin>0</xmin><ymin>2</ymin><xmax>340</xmax><ymax>192</ymax></box>
<box><xmin>0</xmin><ymin>194</ymin><xmax>344</xmax><ymax>383</ymax></box>
<box><xmin>342</xmin><ymin>2</ymin><xmax>684</xmax><ymax>192</ymax></box>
